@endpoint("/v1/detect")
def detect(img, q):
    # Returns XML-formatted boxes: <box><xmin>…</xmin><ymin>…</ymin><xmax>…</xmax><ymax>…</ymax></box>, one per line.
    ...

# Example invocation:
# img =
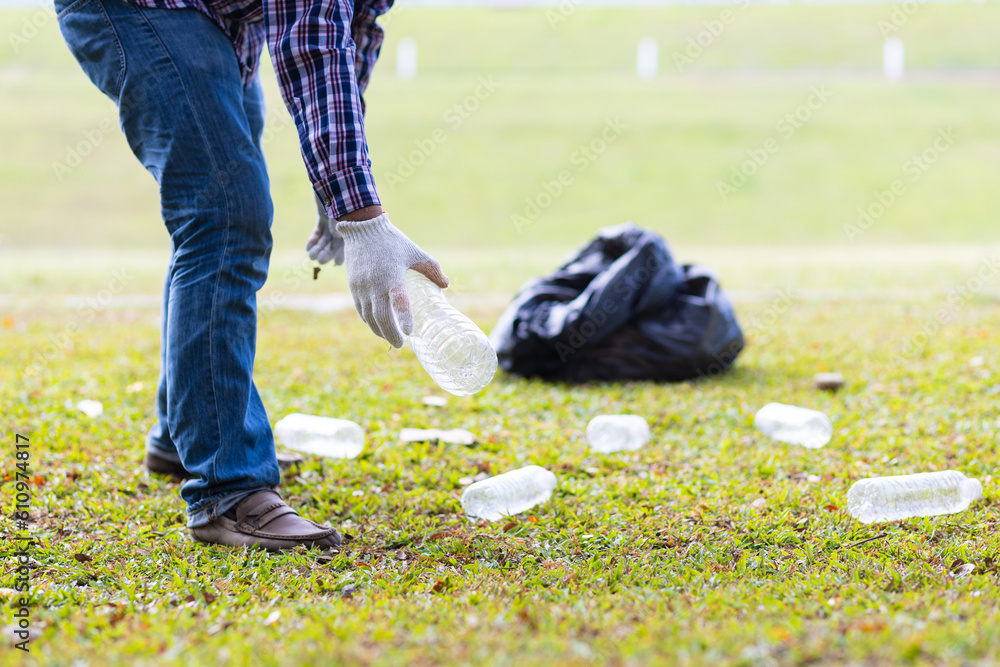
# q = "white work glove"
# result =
<box><xmin>305</xmin><ymin>193</ymin><xmax>345</xmax><ymax>265</ymax></box>
<box><xmin>335</xmin><ymin>213</ymin><xmax>448</xmax><ymax>348</ymax></box>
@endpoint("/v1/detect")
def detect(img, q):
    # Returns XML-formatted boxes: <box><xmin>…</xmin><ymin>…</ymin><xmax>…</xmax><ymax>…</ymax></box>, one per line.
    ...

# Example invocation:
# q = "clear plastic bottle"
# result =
<box><xmin>754</xmin><ymin>402</ymin><xmax>832</xmax><ymax>449</ymax></box>
<box><xmin>847</xmin><ymin>470</ymin><xmax>983</xmax><ymax>524</ymax></box>
<box><xmin>405</xmin><ymin>271</ymin><xmax>498</xmax><ymax>396</ymax></box>
<box><xmin>75</xmin><ymin>400</ymin><xmax>103</xmax><ymax>418</ymax></box>
<box><xmin>273</xmin><ymin>413</ymin><xmax>365</xmax><ymax>459</ymax></box>
<box><xmin>587</xmin><ymin>414</ymin><xmax>650</xmax><ymax>453</ymax></box>
<box><xmin>461</xmin><ymin>465</ymin><xmax>558</xmax><ymax>522</ymax></box>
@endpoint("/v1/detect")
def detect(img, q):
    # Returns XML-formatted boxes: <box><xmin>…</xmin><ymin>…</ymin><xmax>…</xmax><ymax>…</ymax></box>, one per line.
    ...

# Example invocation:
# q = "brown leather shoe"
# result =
<box><xmin>189</xmin><ymin>489</ymin><xmax>341</xmax><ymax>552</ymax></box>
<box><xmin>143</xmin><ymin>451</ymin><xmax>304</xmax><ymax>480</ymax></box>
<box><xmin>143</xmin><ymin>451</ymin><xmax>196</xmax><ymax>479</ymax></box>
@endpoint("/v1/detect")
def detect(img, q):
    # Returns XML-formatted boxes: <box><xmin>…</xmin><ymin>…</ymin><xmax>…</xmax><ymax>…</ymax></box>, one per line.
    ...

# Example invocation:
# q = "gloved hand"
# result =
<box><xmin>335</xmin><ymin>213</ymin><xmax>448</xmax><ymax>348</ymax></box>
<box><xmin>305</xmin><ymin>193</ymin><xmax>345</xmax><ymax>265</ymax></box>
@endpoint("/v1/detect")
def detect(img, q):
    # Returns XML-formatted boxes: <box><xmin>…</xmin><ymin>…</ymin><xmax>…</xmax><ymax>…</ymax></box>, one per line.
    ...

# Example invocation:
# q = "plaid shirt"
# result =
<box><xmin>130</xmin><ymin>0</ymin><xmax>392</xmax><ymax>218</ymax></box>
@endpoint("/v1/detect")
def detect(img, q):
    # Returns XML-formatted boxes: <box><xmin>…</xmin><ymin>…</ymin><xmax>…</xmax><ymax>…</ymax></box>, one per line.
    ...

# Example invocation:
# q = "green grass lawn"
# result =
<box><xmin>3</xmin><ymin>298</ymin><xmax>1000</xmax><ymax>665</ymax></box>
<box><xmin>3</xmin><ymin>4</ymin><xmax>1000</xmax><ymax>665</ymax></box>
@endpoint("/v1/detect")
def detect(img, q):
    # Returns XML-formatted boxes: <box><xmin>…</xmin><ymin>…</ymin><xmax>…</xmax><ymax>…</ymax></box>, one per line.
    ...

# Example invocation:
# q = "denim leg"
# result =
<box><xmin>56</xmin><ymin>0</ymin><xmax>280</xmax><ymax>526</ymax></box>
<box><xmin>145</xmin><ymin>249</ymin><xmax>180</xmax><ymax>465</ymax></box>
<box><xmin>145</xmin><ymin>75</ymin><xmax>267</xmax><ymax>468</ymax></box>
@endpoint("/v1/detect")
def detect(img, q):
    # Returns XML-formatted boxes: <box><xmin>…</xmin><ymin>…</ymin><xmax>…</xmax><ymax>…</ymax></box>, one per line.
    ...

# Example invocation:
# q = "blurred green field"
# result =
<box><xmin>2</xmin><ymin>4</ymin><xmax>1000</xmax><ymax>268</ymax></box>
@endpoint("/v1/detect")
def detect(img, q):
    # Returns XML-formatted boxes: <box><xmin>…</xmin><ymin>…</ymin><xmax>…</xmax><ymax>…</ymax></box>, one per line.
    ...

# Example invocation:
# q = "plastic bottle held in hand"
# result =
<box><xmin>273</xmin><ymin>413</ymin><xmax>365</xmax><ymax>459</ymax></box>
<box><xmin>847</xmin><ymin>470</ymin><xmax>983</xmax><ymax>524</ymax></box>
<box><xmin>461</xmin><ymin>465</ymin><xmax>557</xmax><ymax>521</ymax></box>
<box><xmin>754</xmin><ymin>402</ymin><xmax>832</xmax><ymax>449</ymax></box>
<box><xmin>405</xmin><ymin>271</ymin><xmax>498</xmax><ymax>396</ymax></box>
<box><xmin>587</xmin><ymin>414</ymin><xmax>650</xmax><ymax>453</ymax></box>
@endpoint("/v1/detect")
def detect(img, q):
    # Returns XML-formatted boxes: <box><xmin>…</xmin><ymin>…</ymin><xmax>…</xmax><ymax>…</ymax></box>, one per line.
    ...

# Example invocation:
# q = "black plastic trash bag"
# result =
<box><xmin>488</xmin><ymin>222</ymin><xmax>744</xmax><ymax>382</ymax></box>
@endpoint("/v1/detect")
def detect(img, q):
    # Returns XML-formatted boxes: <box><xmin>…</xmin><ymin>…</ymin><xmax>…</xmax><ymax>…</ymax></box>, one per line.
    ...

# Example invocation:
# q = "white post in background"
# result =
<box><xmin>883</xmin><ymin>37</ymin><xmax>904</xmax><ymax>82</ymax></box>
<box><xmin>637</xmin><ymin>37</ymin><xmax>658</xmax><ymax>81</ymax></box>
<box><xmin>397</xmin><ymin>37</ymin><xmax>418</xmax><ymax>81</ymax></box>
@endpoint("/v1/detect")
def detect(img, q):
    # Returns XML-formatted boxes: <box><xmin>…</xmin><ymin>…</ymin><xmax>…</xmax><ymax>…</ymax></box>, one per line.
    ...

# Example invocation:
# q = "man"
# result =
<box><xmin>55</xmin><ymin>0</ymin><xmax>448</xmax><ymax>550</ymax></box>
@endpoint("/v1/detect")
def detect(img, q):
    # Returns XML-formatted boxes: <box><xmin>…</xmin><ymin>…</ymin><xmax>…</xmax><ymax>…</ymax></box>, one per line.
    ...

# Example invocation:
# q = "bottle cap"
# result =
<box><xmin>962</xmin><ymin>478</ymin><xmax>984</xmax><ymax>501</ymax></box>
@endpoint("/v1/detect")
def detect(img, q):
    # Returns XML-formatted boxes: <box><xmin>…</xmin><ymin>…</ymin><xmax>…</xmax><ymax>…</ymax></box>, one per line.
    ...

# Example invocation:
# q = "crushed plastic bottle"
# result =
<box><xmin>754</xmin><ymin>402</ymin><xmax>832</xmax><ymax>449</ymax></box>
<box><xmin>405</xmin><ymin>271</ymin><xmax>498</xmax><ymax>396</ymax></box>
<box><xmin>273</xmin><ymin>413</ymin><xmax>365</xmax><ymax>459</ymax></box>
<box><xmin>461</xmin><ymin>465</ymin><xmax>557</xmax><ymax>521</ymax></box>
<box><xmin>847</xmin><ymin>470</ymin><xmax>983</xmax><ymax>524</ymax></box>
<box><xmin>586</xmin><ymin>414</ymin><xmax>650</xmax><ymax>453</ymax></box>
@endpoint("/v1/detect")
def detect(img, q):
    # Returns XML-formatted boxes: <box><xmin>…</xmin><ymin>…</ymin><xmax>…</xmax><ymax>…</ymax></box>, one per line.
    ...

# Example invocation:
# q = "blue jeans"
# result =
<box><xmin>56</xmin><ymin>0</ymin><xmax>280</xmax><ymax>526</ymax></box>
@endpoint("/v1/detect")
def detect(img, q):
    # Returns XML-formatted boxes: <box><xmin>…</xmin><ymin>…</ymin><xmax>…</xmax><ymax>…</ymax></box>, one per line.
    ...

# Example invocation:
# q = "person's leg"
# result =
<box><xmin>144</xmin><ymin>248</ymin><xmax>183</xmax><ymax>471</ymax></box>
<box><xmin>142</xmin><ymin>74</ymin><xmax>300</xmax><ymax>480</ymax></box>
<box><xmin>56</xmin><ymin>0</ymin><xmax>279</xmax><ymax>524</ymax></box>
